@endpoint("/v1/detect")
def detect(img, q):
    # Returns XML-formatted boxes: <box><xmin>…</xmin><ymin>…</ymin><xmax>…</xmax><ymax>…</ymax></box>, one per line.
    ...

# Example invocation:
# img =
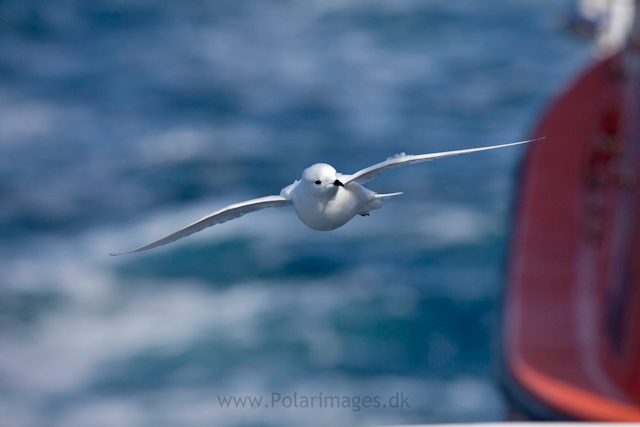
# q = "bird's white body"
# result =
<box><xmin>283</xmin><ymin>163</ymin><xmax>398</xmax><ymax>231</ymax></box>
<box><xmin>110</xmin><ymin>138</ymin><xmax>541</xmax><ymax>256</ymax></box>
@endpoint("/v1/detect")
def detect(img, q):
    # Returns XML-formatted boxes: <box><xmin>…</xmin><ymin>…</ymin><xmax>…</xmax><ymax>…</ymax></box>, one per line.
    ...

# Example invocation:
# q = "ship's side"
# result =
<box><xmin>501</xmin><ymin>2</ymin><xmax>640</xmax><ymax>421</ymax></box>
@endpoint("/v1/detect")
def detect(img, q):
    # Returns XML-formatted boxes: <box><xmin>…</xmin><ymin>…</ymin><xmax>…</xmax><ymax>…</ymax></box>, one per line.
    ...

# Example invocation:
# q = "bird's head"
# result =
<box><xmin>301</xmin><ymin>163</ymin><xmax>344</xmax><ymax>195</ymax></box>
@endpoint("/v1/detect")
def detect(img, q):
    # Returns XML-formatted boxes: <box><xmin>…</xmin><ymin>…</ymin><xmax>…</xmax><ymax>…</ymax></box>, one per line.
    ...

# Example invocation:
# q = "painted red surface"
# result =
<box><xmin>504</xmin><ymin>52</ymin><xmax>640</xmax><ymax>421</ymax></box>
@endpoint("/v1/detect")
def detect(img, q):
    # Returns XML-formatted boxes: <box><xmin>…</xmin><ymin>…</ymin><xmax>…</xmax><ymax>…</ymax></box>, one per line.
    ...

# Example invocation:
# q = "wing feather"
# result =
<box><xmin>110</xmin><ymin>195</ymin><xmax>292</xmax><ymax>256</ymax></box>
<box><xmin>342</xmin><ymin>138</ymin><xmax>541</xmax><ymax>185</ymax></box>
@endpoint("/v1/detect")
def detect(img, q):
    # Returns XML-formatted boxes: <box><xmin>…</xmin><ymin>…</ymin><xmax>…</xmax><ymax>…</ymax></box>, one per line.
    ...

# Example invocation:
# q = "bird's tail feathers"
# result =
<box><xmin>374</xmin><ymin>192</ymin><xmax>403</xmax><ymax>200</ymax></box>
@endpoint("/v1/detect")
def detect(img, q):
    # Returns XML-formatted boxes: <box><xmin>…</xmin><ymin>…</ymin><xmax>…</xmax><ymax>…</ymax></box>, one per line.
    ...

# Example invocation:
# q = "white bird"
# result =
<box><xmin>110</xmin><ymin>138</ymin><xmax>540</xmax><ymax>256</ymax></box>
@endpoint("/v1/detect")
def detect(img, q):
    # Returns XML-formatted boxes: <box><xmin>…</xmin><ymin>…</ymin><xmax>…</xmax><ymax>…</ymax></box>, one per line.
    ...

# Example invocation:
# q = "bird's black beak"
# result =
<box><xmin>334</xmin><ymin>180</ymin><xmax>344</xmax><ymax>187</ymax></box>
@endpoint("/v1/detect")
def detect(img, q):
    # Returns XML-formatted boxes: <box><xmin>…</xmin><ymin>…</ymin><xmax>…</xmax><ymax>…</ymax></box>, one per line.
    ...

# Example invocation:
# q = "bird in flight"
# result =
<box><xmin>110</xmin><ymin>138</ymin><xmax>540</xmax><ymax>256</ymax></box>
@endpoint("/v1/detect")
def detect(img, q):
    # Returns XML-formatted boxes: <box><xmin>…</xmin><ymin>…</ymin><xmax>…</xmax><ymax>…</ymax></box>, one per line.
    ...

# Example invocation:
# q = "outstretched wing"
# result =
<box><xmin>110</xmin><ymin>195</ymin><xmax>292</xmax><ymax>256</ymax></box>
<box><xmin>341</xmin><ymin>138</ymin><xmax>542</xmax><ymax>185</ymax></box>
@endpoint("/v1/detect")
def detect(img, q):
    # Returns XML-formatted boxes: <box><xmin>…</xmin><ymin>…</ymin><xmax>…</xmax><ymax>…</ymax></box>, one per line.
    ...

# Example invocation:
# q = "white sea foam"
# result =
<box><xmin>0</xmin><ymin>207</ymin><xmax>503</xmax><ymax>426</ymax></box>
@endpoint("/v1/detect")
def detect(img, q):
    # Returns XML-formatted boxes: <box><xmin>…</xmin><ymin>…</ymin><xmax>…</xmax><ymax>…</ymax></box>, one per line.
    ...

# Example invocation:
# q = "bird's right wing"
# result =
<box><xmin>110</xmin><ymin>195</ymin><xmax>292</xmax><ymax>256</ymax></box>
<box><xmin>341</xmin><ymin>138</ymin><xmax>541</xmax><ymax>185</ymax></box>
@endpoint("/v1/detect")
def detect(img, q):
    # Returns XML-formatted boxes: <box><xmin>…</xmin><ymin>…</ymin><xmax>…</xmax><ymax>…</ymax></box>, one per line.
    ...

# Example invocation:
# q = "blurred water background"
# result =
<box><xmin>0</xmin><ymin>1</ymin><xmax>592</xmax><ymax>426</ymax></box>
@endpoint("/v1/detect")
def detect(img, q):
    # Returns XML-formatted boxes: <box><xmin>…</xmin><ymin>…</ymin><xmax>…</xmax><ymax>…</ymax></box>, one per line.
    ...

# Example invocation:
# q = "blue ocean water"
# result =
<box><xmin>0</xmin><ymin>1</ymin><xmax>591</xmax><ymax>426</ymax></box>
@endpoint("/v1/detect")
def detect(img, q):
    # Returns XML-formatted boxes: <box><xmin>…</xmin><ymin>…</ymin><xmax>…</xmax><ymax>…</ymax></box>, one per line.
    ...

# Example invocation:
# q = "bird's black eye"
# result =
<box><xmin>315</xmin><ymin>180</ymin><xmax>321</xmax><ymax>185</ymax></box>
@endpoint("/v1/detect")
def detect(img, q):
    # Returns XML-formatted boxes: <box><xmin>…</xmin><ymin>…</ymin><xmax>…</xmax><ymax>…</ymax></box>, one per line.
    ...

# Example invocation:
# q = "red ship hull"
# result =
<box><xmin>501</xmin><ymin>44</ymin><xmax>640</xmax><ymax>421</ymax></box>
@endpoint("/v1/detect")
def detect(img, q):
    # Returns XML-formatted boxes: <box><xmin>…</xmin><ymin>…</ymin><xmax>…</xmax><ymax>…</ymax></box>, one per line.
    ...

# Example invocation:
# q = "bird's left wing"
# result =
<box><xmin>341</xmin><ymin>138</ymin><xmax>541</xmax><ymax>185</ymax></box>
<box><xmin>110</xmin><ymin>195</ymin><xmax>292</xmax><ymax>256</ymax></box>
